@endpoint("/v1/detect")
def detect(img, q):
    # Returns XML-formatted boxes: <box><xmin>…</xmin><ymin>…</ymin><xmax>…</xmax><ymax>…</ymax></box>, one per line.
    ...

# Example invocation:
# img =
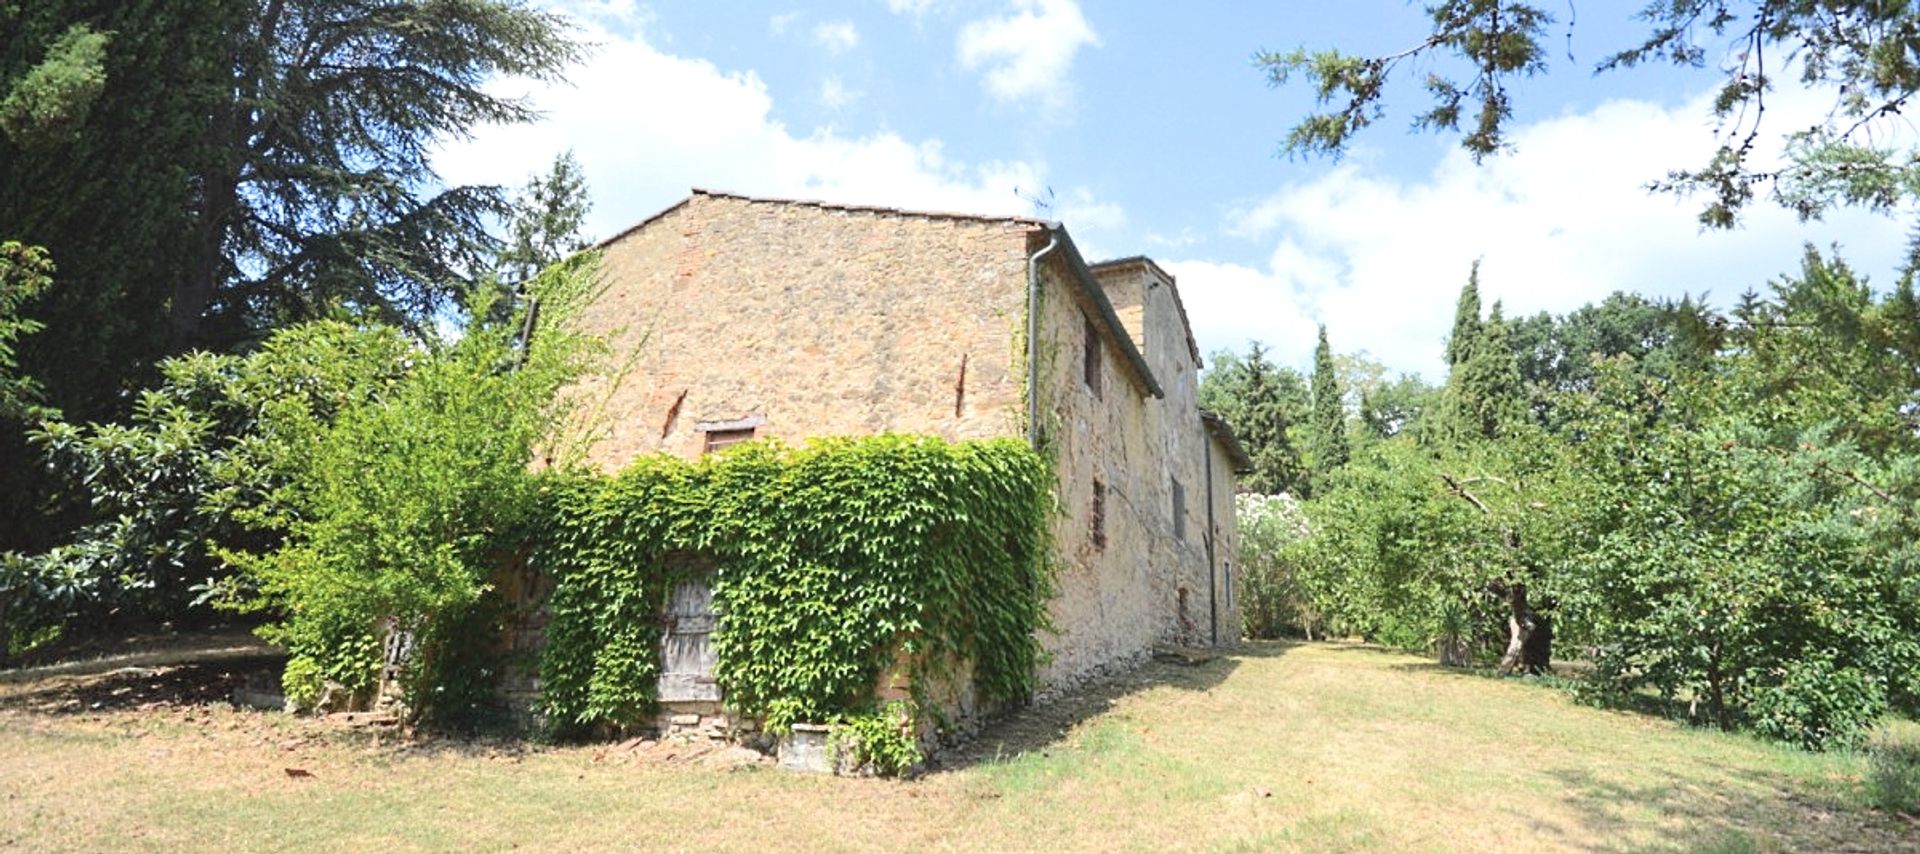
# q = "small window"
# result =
<box><xmin>1171</xmin><ymin>477</ymin><xmax>1186</xmax><ymax>542</ymax></box>
<box><xmin>1090</xmin><ymin>478</ymin><xmax>1107</xmax><ymax>551</ymax></box>
<box><xmin>1083</xmin><ymin>314</ymin><xmax>1103</xmax><ymax>400</ymax></box>
<box><xmin>703</xmin><ymin>427</ymin><xmax>754</xmax><ymax>454</ymax></box>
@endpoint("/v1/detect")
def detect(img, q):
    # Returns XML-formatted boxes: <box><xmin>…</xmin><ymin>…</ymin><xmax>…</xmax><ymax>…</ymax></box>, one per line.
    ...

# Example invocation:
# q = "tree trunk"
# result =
<box><xmin>1496</xmin><ymin>582</ymin><xmax>1537</xmax><ymax>675</ymax></box>
<box><xmin>1704</xmin><ymin>643</ymin><xmax>1730</xmax><ymax>728</ymax></box>
<box><xmin>375</xmin><ymin>614</ymin><xmax>417</xmax><ymax>716</ymax></box>
<box><xmin>1493</xmin><ymin>582</ymin><xmax>1553</xmax><ymax>676</ymax></box>
<box><xmin>1498</xmin><ymin>614</ymin><xmax>1527</xmax><ymax>674</ymax></box>
<box><xmin>1521</xmin><ymin>611</ymin><xmax>1552</xmax><ymax>673</ymax></box>
<box><xmin>172</xmin><ymin>0</ymin><xmax>281</xmax><ymax>349</ymax></box>
<box><xmin>172</xmin><ymin>100</ymin><xmax>239</xmax><ymax>348</ymax></box>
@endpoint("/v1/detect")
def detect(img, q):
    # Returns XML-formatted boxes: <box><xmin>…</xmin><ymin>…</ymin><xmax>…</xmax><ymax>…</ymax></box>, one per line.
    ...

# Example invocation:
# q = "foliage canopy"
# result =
<box><xmin>1258</xmin><ymin>2</ymin><xmax>1920</xmax><ymax>229</ymax></box>
<box><xmin>1225</xmin><ymin>249</ymin><xmax>1920</xmax><ymax>750</ymax></box>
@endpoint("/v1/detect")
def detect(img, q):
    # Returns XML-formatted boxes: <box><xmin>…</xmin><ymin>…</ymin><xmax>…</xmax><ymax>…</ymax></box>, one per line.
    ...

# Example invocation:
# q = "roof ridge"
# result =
<box><xmin>689</xmin><ymin>187</ymin><xmax>1050</xmax><ymax>226</ymax></box>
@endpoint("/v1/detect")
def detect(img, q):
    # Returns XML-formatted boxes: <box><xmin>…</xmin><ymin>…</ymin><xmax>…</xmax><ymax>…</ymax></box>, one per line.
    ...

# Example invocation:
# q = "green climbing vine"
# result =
<box><xmin>828</xmin><ymin>699</ymin><xmax>925</xmax><ymax>776</ymax></box>
<box><xmin>532</xmin><ymin>434</ymin><xmax>1055</xmax><ymax>735</ymax></box>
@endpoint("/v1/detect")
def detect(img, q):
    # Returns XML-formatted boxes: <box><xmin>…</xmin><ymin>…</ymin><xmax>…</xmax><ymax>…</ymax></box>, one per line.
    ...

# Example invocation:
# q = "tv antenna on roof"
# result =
<box><xmin>1014</xmin><ymin>185</ymin><xmax>1055</xmax><ymax>219</ymax></box>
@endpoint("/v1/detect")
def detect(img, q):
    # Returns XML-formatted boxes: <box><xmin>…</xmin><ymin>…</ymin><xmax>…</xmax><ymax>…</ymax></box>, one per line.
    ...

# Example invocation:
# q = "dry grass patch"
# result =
<box><xmin>2</xmin><ymin>641</ymin><xmax>1915</xmax><ymax>851</ymax></box>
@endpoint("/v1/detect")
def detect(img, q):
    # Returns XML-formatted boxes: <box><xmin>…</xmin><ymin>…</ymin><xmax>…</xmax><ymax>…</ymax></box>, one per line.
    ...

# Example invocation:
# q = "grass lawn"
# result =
<box><xmin>2</xmin><ymin>640</ymin><xmax>1915</xmax><ymax>852</ymax></box>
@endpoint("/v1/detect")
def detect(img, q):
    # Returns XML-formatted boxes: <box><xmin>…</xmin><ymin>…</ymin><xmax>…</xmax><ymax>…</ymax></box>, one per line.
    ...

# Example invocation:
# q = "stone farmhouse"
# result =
<box><xmin>561</xmin><ymin>188</ymin><xmax>1250</xmax><ymax>726</ymax></box>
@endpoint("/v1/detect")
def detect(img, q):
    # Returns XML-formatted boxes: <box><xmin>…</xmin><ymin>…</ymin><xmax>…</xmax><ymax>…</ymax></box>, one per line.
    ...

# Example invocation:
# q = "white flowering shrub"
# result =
<box><xmin>1235</xmin><ymin>492</ymin><xmax>1320</xmax><ymax>639</ymax></box>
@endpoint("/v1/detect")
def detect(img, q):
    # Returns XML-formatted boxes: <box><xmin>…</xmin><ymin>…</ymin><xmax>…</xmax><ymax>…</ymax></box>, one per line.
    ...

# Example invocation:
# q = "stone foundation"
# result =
<box><xmin>1032</xmin><ymin>646</ymin><xmax>1153</xmax><ymax>707</ymax></box>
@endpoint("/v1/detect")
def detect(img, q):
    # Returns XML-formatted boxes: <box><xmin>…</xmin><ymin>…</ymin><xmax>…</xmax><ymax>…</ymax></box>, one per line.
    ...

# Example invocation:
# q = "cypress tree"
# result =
<box><xmin>1308</xmin><ymin>324</ymin><xmax>1348</xmax><ymax>494</ymax></box>
<box><xmin>1443</xmin><ymin>300</ymin><xmax>1526</xmax><ymax>443</ymax></box>
<box><xmin>1446</xmin><ymin>261</ymin><xmax>1484</xmax><ymax>368</ymax></box>
<box><xmin>1199</xmin><ymin>342</ymin><xmax>1310</xmax><ymax>495</ymax></box>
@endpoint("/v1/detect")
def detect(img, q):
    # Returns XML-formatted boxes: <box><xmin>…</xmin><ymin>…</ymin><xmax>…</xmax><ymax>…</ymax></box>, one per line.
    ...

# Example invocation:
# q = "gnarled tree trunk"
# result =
<box><xmin>1491</xmin><ymin>581</ymin><xmax>1552</xmax><ymax>676</ymax></box>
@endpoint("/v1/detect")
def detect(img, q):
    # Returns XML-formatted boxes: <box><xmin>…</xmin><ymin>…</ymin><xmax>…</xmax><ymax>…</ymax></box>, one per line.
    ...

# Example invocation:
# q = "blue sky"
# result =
<box><xmin>437</xmin><ymin>1</ymin><xmax>1910</xmax><ymax>380</ymax></box>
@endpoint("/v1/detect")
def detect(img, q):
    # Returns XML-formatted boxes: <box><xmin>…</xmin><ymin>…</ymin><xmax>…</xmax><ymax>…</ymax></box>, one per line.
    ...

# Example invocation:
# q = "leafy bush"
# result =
<box><xmin>1557</xmin><ymin>361</ymin><xmax>1920</xmax><ymax>750</ymax></box>
<box><xmin>1283</xmin><ymin>438</ymin><xmax>1565</xmax><ymax>653</ymax></box>
<box><xmin>533</xmin><ymin>435</ymin><xmax>1055</xmax><ymax>736</ymax></box>
<box><xmin>828</xmin><ymin>700</ymin><xmax>926</xmax><ymax>777</ymax></box>
<box><xmin>1234</xmin><ymin>492</ymin><xmax>1316</xmax><ymax>638</ymax></box>
<box><xmin>228</xmin><ymin>254</ymin><xmax>602</xmax><ymax>724</ymax></box>
<box><xmin>4</xmin><ymin>322</ymin><xmax>416</xmax><ymax>656</ymax></box>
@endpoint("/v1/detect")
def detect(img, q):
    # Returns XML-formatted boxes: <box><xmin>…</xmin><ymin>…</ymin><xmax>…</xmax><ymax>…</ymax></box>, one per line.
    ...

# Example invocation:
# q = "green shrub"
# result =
<box><xmin>829</xmin><ymin>700</ymin><xmax>926</xmax><ymax>777</ymax></box>
<box><xmin>267</xmin><ymin>606</ymin><xmax>381</xmax><ymax>711</ymax></box>
<box><xmin>227</xmin><ymin>254</ymin><xmax>602</xmax><ymax>725</ymax></box>
<box><xmin>1234</xmin><ymin>492</ymin><xmax>1315</xmax><ymax>639</ymax></box>
<box><xmin>1747</xmin><ymin>662</ymin><xmax>1887</xmax><ymax>751</ymax></box>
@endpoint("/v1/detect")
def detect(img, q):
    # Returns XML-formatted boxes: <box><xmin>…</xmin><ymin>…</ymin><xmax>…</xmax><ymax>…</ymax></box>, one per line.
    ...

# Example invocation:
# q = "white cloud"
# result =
<box><xmin>432</xmin><ymin>20</ymin><xmax>1117</xmax><ymax>243</ymax></box>
<box><xmin>818</xmin><ymin>76</ymin><xmax>857</xmax><ymax>109</ymax></box>
<box><xmin>552</xmin><ymin>0</ymin><xmax>645</xmax><ymax>27</ymax></box>
<box><xmin>1051</xmin><ymin>186</ymin><xmax>1125</xmax><ymax>256</ymax></box>
<box><xmin>1174</xmin><ymin>85</ymin><xmax>1911</xmax><ymax>379</ymax></box>
<box><xmin>956</xmin><ymin>0</ymin><xmax>1099</xmax><ymax>106</ymax></box>
<box><xmin>1145</xmin><ymin>227</ymin><xmax>1200</xmax><ymax>251</ymax></box>
<box><xmin>884</xmin><ymin>0</ymin><xmax>937</xmax><ymax>16</ymax></box>
<box><xmin>812</xmin><ymin>20</ymin><xmax>860</xmax><ymax>54</ymax></box>
<box><xmin>768</xmin><ymin>11</ymin><xmax>800</xmax><ymax>35</ymax></box>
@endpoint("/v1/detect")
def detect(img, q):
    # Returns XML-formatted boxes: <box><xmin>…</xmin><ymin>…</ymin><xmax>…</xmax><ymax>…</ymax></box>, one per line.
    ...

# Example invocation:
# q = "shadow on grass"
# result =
<box><xmin>1375</xmin><ymin>655</ymin><xmax>1919</xmax><ymax>848</ymax></box>
<box><xmin>1389</xmin><ymin>658</ymin><xmax>1712</xmax><ymax>729</ymax></box>
<box><xmin>1524</xmin><ymin>764</ymin><xmax>1916</xmax><ymax>852</ymax></box>
<box><xmin>1309</xmin><ymin>640</ymin><xmax>1422</xmax><ymax>657</ymax></box>
<box><xmin>0</xmin><ymin>652</ymin><xmax>286</xmax><ymax>714</ymax></box>
<box><xmin>934</xmin><ymin>643</ymin><xmax>1264</xmax><ymax>773</ymax></box>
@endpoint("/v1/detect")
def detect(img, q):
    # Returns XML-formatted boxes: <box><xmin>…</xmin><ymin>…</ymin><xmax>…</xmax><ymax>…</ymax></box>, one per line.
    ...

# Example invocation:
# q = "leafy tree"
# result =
<box><xmin>1557</xmin><ymin>357</ymin><xmax>1919</xmax><ymax>749</ymax></box>
<box><xmin>173</xmin><ymin>0</ymin><xmax>584</xmax><ymax>347</ymax></box>
<box><xmin>1507</xmin><ymin>291</ymin><xmax>1707</xmax><ymax>430</ymax></box>
<box><xmin>1259</xmin><ymin>2</ymin><xmax>1920</xmax><ymax>227</ymax></box>
<box><xmin>1291</xmin><ymin>434</ymin><xmax>1573</xmax><ymax>663</ymax></box>
<box><xmin>1359</xmin><ymin>372</ymin><xmax>1437</xmax><ymax>442</ymax></box>
<box><xmin>0</xmin><ymin>1</ymin><xmax>583</xmax><ymax>552</ymax></box>
<box><xmin>1</xmin><ymin>2</ymin><xmax>238</xmax><ymax>552</ymax></box>
<box><xmin>230</xmin><ymin>253</ymin><xmax>604</xmax><ymax>722</ymax></box>
<box><xmin>500</xmin><ymin>152</ymin><xmax>593</xmax><ymax>291</ymax></box>
<box><xmin>1289</xmin><ymin>439</ymin><xmax>1473</xmax><ymax>650</ymax></box>
<box><xmin>0</xmin><ymin>243</ymin><xmax>52</xmax><ymax>423</ymax></box>
<box><xmin>1727</xmin><ymin>250</ymin><xmax>1920</xmax><ymax>458</ymax></box>
<box><xmin>489</xmin><ymin>151</ymin><xmax>593</xmax><ymax>331</ymax></box>
<box><xmin>1200</xmin><ymin>343</ymin><xmax>1311</xmax><ymax>495</ymax></box>
<box><xmin>1306</xmin><ymin>325</ymin><xmax>1349</xmax><ymax>494</ymax></box>
<box><xmin>4</xmin><ymin>322</ymin><xmax>416</xmax><ymax>658</ymax></box>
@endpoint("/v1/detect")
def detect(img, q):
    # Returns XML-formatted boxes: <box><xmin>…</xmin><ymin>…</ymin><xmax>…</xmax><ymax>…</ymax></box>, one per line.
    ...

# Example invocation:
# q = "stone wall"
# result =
<box><xmin>1034</xmin><ymin>254</ymin><xmax>1244</xmax><ymax>689</ymax></box>
<box><xmin>1206</xmin><ymin>436</ymin><xmax>1244</xmax><ymax>643</ymax></box>
<box><xmin>549</xmin><ymin>190</ymin><xmax>1243</xmax><ymax>726</ymax></box>
<box><xmin>569</xmin><ymin>191</ymin><xmax>1034</xmax><ymax>469</ymax></box>
<box><xmin>1032</xmin><ymin>251</ymin><xmax>1165</xmax><ymax>686</ymax></box>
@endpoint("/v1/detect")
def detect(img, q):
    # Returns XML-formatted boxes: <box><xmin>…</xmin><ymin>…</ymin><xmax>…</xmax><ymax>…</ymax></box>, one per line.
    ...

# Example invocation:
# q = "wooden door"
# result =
<box><xmin>659</xmin><ymin>576</ymin><xmax>721</xmax><ymax>702</ymax></box>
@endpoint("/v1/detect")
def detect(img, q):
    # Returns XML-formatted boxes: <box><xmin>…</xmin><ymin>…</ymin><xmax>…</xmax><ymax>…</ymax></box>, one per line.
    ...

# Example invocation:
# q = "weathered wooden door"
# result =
<box><xmin>659</xmin><ymin>576</ymin><xmax>721</xmax><ymax>702</ymax></box>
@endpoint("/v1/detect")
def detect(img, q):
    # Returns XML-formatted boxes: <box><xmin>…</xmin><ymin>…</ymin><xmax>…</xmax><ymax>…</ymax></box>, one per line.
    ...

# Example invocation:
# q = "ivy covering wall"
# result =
<box><xmin>531</xmin><ymin>434</ymin><xmax>1055</xmax><ymax>734</ymax></box>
